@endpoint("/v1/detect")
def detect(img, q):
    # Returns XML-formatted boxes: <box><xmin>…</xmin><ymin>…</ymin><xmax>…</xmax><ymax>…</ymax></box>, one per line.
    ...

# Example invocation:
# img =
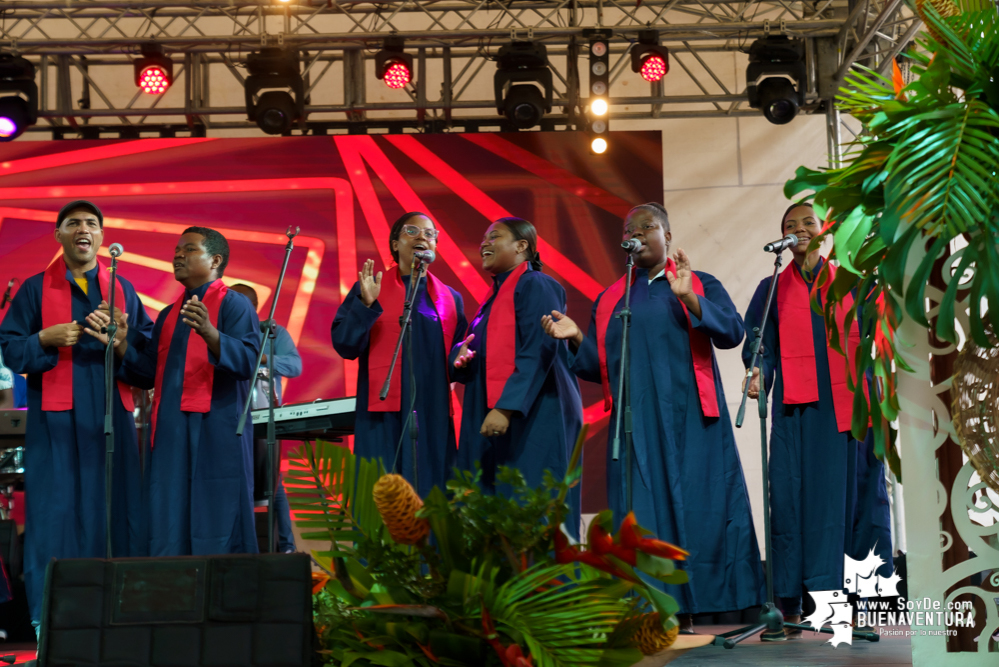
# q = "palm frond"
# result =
<box><xmin>285</xmin><ymin>440</ymin><xmax>386</xmax><ymax>555</ymax></box>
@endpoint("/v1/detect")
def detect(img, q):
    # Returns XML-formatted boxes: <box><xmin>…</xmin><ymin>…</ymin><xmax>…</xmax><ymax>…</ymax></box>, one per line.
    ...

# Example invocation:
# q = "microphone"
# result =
<box><xmin>109</xmin><ymin>243</ymin><xmax>124</xmax><ymax>258</ymax></box>
<box><xmin>413</xmin><ymin>250</ymin><xmax>436</xmax><ymax>264</ymax></box>
<box><xmin>763</xmin><ymin>234</ymin><xmax>798</xmax><ymax>253</ymax></box>
<box><xmin>621</xmin><ymin>239</ymin><xmax>644</xmax><ymax>253</ymax></box>
<box><xmin>0</xmin><ymin>278</ymin><xmax>13</xmax><ymax>310</ymax></box>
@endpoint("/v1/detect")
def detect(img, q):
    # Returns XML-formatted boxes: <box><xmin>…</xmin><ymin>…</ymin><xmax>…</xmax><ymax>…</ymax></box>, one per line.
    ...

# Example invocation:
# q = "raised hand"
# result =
<box><xmin>665</xmin><ymin>248</ymin><xmax>694</xmax><ymax>299</ymax></box>
<box><xmin>358</xmin><ymin>259</ymin><xmax>382</xmax><ymax>307</ymax></box>
<box><xmin>666</xmin><ymin>248</ymin><xmax>701</xmax><ymax>319</ymax></box>
<box><xmin>38</xmin><ymin>321</ymin><xmax>83</xmax><ymax>348</ymax></box>
<box><xmin>453</xmin><ymin>333</ymin><xmax>476</xmax><ymax>369</ymax></box>
<box><xmin>541</xmin><ymin>310</ymin><xmax>583</xmax><ymax>347</ymax></box>
<box><xmin>742</xmin><ymin>367</ymin><xmax>761</xmax><ymax>400</ymax></box>
<box><xmin>181</xmin><ymin>295</ymin><xmax>216</xmax><ymax>338</ymax></box>
<box><xmin>84</xmin><ymin>308</ymin><xmax>129</xmax><ymax>348</ymax></box>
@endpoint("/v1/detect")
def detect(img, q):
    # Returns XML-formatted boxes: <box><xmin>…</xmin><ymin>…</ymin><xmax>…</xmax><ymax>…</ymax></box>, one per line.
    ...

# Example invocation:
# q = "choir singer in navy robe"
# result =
<box><xmin>332</xmin><ymin>212</ymin><xmax>467</xmax><ymax>497</ymax></box>
<box><xmin>101</xmin><ymin>226</ymin><xmax>261</xmax><ymax>556</ymax></box>
<box><xmin>0</xmin><ymin>200</ymin><xmax>154</xmax><ymax>629</ymax></box>
<box><xmin>450</xmin><ymin>217</ymin><xmax>583</xmax><ymax>535</ymax></box>
<box><xmin>742</xmin><ymin>203</ymin><xmax>891</xmax><ymax>637</ymax></box>
<box><xmin>541</xmin><ymin>203</ymin><xmax>764</xmax><ymax>630</ymax></box>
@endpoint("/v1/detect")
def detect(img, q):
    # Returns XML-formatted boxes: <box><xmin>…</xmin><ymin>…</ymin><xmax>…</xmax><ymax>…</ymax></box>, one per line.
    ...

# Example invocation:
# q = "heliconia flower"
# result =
<box><xmin>482</xmin><ymin>606</ymin><xmax>534</xmax><ymax>667</ymax></box>
<box><xmin>619</xmin><ymin>512</ymin><xmax>689</xmax><ymax>561</ymax></box>
<box><xmin>311</xmin><ymin>571</ymin><xmax>331</xmax><ymax>595</ymax></box>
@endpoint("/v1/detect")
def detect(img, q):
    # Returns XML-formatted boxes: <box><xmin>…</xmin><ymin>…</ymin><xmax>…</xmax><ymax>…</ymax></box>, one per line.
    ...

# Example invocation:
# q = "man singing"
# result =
<box><xmin>0</xmin><ymin>200</ymin><xmax>154</xmax><ymax>631</ymax></box>
<box><xmin>100</xmin><ymin>227</ymin><xmax>261</xmax><ymax>556</ymax></box>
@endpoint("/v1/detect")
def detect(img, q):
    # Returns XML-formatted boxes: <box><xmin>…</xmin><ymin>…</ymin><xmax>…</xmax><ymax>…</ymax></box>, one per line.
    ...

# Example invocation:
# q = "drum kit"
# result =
<box><xmin>0</xmin><ymin>410</ymin><xmax>24</xmax><ymax>521</ymax></box>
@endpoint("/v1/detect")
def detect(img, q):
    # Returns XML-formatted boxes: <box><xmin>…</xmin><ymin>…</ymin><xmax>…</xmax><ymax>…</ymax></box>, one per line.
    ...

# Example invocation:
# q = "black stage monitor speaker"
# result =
<box><xmin>37</xmin><ymin>553</ymin><xmax>313</xmax><ymax>667</ymax></box>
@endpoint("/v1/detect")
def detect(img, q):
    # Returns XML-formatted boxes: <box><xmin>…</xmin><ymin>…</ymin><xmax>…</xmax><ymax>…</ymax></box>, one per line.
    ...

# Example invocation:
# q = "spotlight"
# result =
<box><xmin>746</xmin><ymin>36</ymin><xmax>805</xmax><ymax>125</ymax></box>
<box><xmin>0</xmin><ymin>54</ymin><xmax>37</xmax><ymax>142</ymax></box>
<box><xmin>134</xmin><ymin>44</ymin><xmax>173</xmax><ymax>95</ymax></box>
<box><xmin>590</xmin><ymin>98</ymin><xmax>608</xmax><ymax>117</ymax></box>
<box><xmin>376</xmin><ymin>38</ymin><xmax>413</xmax><ymax>90</ymax></box>
<box><xmin>244</xmin><ymin>48</ymin><xmax>305</xmax><ymax>135</ymax></box>
<box><xmin>630</xmin><ymin>31</ymin><xmax>670</xmax><ymax>84</ymax></box>
<box><xmin>590</xmin><ymin>137</ymin><xmax>608</xmax><ymax>154</ymax></box>
<box><xmin>494</xmin><ymin>41</ymin><xmax>552</xmax><ymax>130</ymax></box>
<box><xmin>584</xmin><ymin>29</ymin><xmax>612</xmax><ymax>152</ymax></box>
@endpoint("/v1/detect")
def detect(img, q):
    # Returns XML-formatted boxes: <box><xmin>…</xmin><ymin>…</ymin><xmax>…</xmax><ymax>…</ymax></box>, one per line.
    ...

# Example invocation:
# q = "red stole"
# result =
<box><xmin>480</xmin><ymin>261</ymin><xmax>530</xmax><ymax>409</ymax></box>
<box><xmin>595</xmin><ymin>259</ymin><xmax>719</xmax><ymax>417</ymax></box>
<box><xmin>776</xmin><ymin>262</ymin><xmax>859</xmax><ymax>433</ymax></box>
<box><xmin>368</xmin><ymin>267</ymin><xmax>458</xmax><ymax>412</ymax></box>
<box><xmin>41</xmin><ymin>257</ymin><xmax>134</xmax><ymax>412</ymax></box>
<box><xmin>150</xmin><ymin>280</ymin><xmax>228</xmax><ymax>447</ymax></box>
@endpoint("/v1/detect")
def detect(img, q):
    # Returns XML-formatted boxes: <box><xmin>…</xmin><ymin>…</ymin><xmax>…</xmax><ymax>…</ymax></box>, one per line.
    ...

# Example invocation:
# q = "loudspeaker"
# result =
<box><xmin>37</xmin><ymin>553</ymin><xmax>314</xmax><ymax>667</ymax></box>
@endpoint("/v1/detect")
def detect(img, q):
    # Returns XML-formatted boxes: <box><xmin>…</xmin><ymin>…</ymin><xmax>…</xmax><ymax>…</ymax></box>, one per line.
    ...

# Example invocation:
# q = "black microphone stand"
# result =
<box><xmin>103</xmin><ymin>250</ymin><xmax>121</xmax><ymax>559</ymax></box>
<box><xmin>610</xmin><ymin>251</ymin><xmax>635</xmax><ymax>512</ymax></box>
<box><xmin>383</xmin><ymin>258</ymin><xmax>425</xmax><ymax>492</ymax></box>
<box><xmin>716</xmin><ymin>249</ymin><xmax>877</xmax><ymax>648</ymax></box>
<box><xmin>237</xmin><ymin>226</ymin><xmax>299</xmax><ymax>554</ymax></box>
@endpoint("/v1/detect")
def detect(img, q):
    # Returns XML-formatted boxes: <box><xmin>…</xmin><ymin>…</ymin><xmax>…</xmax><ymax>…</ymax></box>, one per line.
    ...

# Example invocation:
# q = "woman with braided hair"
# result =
<box><xmin>451</xmin><ymin>217</ymin><xmax>582</xmax><ymax>536</ymax></box>
<box><xmin>542</xmin><ymin>203</ymin><xmax>764</xmax><ymax>630</ymax></box>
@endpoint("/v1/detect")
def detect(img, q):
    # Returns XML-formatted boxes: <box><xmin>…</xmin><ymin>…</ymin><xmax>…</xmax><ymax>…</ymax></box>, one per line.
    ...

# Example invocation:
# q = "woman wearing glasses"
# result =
<box><xmin>332</xmin><ymin>212</ymin><xmax>467</xmax><ymax>497</ymax></box>
<box><xmin>450</xmin><ymin>217</ymin><xmax>582</xmax><ymax>536</ymax></box>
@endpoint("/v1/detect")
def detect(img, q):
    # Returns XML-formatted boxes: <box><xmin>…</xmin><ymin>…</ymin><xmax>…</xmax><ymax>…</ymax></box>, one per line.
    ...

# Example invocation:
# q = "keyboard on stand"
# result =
<box><xmin>251</xmin><ymin>397</ymin><xmax>355</xmax><ymax>441</ymax></box>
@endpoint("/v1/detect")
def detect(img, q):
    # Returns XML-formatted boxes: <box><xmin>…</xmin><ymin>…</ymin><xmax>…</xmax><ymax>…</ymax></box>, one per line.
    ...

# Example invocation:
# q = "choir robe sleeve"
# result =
<box><xmin>115</xmin><ymin>277</ymin><xmax>155</xmax><ymax>384</ymax></box>
<box><xmin>118</xmin><ymin>310</ymin><xmax>166</xmax><ymax>390</ymax></box>
<box><xmin>494</xmin><ymin>272</ymin><xmax>563</xmax><ymax>417</ymax></box>
<box><xmin>210</xmin><ymin>292</ymin><xmax>261</xmax><ymax>380</ymax></box>
<box><xmin>270</xmin><ymin>325</ymin><xmax>302</xmax><ymax>378</ymax></box>
<box><xmin>742</xmin><ymin>277</ymin><xmax>778</xmax><ymax>394</ymax></box>
<box><xmin>331</xmin><ymin>282</ymin><xmax>383</xmax><ymax>361</ymax></box>
<box><xmin>567</xmin><ymin>297</ymin><xmax>602</xmax><ymax>384</ymax></box>
<box><xmin>687</xmin><ymin>271</ymin><xmax>745</xmax><ymax>350</ymax></box>
<box><xmin>0</xmin><ymin>278</ymin><xmax>59</xmax><ymax>375</ymax></box>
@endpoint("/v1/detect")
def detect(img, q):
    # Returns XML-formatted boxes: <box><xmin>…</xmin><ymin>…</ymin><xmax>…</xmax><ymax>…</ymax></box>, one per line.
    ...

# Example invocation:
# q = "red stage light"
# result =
<box><xmin>640</xmin><ymin>54</ymin><xmax>667</xmax><ymax>83</ymax></box>
<box><xmin>138</xmin><ymin>64</ymin><xmax>170</xmax><ymax>94</ymax></box>
<box><xmin>383</xmin><ymin>61</ymin><xmax>411</xmax><ymax>89</ymax></box>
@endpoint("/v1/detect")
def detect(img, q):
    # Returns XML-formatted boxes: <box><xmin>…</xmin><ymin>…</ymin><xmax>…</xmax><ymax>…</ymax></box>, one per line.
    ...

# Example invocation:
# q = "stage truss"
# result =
<box><xmin>0</xmin><ymin>0</ymin><xmax>920</xmax><ymax>136</ymax></box>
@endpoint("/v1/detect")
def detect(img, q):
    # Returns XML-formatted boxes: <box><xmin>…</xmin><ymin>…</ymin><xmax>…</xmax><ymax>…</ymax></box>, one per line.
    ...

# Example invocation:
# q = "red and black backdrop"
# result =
<box><xmin>0</xmin><ymin>132</ymin><xmax>663</xmax><ymax>511</ymax></box>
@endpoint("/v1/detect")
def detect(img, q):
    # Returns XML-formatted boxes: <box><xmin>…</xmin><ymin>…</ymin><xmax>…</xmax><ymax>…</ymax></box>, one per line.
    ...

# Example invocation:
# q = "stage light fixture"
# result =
<box><xmin>0</xmin><ymin>54</ymin><xmax>37</xmax><ymax>142</ymax></box>
<box><xmin>584</xmin><ymin>30</ymin><xmax>612</xmax><ymax>153</ymax></box>
<box><xmin>375</xmin><ymin>38</ymin><xmax>414</xmax><ymax>90</ymax></box>
<box><xmin>590</xmin><ymin>137</ymin><xmax>608</xmax><ymax>154</ymax></box>
<box><xmin>590</xmin><ymin>98</ymin><xmax>608</xmax><ymax>117</ymax></box>
<box><xmin>493</xmin><ymin>41</ymin><xmax>553</xmax><ymax>130</ymax></box>
<box><xmin>630</xmin><ymin>31</ymin><xmax>670</xmax><ymax>84</ymax></box>
<box><xmin>244</xmin><ymin>48</ymin><xmax>305</xmax><ymax>135</ymax></box>
<box><xmin>134</xmin><ymin>44</ymin><xmax>173</xmax><ymax>95</ymax></box>
<box><xmin>746</xmin><ymin>35</ymin><xmax>805</xmax><ymax>125</ymax></box>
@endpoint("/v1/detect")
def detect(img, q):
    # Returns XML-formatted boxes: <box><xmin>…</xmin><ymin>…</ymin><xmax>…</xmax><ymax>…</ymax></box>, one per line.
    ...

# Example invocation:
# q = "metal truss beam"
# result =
<box><xmin>0</xmin><ymin>1</ymin><xmax>920</xmax><ymax>137</ymax></box>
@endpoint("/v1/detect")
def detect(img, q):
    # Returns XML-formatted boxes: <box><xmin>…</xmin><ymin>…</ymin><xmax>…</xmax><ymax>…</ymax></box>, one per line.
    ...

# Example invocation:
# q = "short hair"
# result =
<box><xmin>495</xmin><ymin>217</ymin><xmax>542</xmax><ymax>271</ymax></box>
<box><xmin>183</xmin><ymin>226</ymin><xmax>230</xmax><ymax>278</ymax></box>
<box><xmin>230</xmin><ymin>283</ymin><xmax>258</xmax><ymax>306</ymax></box>
<box><xmin>389</xmin><ymin>211</ymin><xmax>435</xmax><ymax>264</ymax></box>
<box><xmin>628</xmin><ymin>203</ymin><xmax>670</xmax><ymax>232</ymax></box>
<box><xmin>781</xmin><ymin>201</ymin><xmax>816</xmax><ymax>227</ymax></box>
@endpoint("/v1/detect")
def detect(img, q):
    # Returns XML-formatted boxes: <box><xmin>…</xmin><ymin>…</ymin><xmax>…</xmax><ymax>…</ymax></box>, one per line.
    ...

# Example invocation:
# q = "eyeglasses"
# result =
<box><xmin>623</xmin><ymin>222</ymin><xmax>658</xmax><ymax>236</ymax></box>
<box><xmin>401</xmin><ymin>224</ymin><xmax>439</xmax><ymax>240</ymax></box>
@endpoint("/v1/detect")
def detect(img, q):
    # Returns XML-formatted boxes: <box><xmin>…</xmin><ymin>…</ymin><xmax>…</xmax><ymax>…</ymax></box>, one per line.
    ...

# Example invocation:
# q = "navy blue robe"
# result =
<box><xmin>448</xmin><ymin>265</ymin><xmax>582</xmax><ymax>536</ymax></box>
<box><xmin>119</xmin><ymin>284</ymin><xmax>260</xmax><ymax>557</ymax></box>
<box><xmin>742</xmin><ymin>260</ymin><xmax>892</xmax><ymax>603</ymax></box>
<box><xmin>332</xmin><ymin>276</ymin><xmax>466</xmax><ymax>498</ymax></box>
<box><xmin>0</xmin><ymin>264</ymin><xmax>154</xmax><ymax>621</ymax></box>
<box><xmin>570</xmin><ymin>269</ymin><xmax>764</xmax><ymax>614</ymax></box>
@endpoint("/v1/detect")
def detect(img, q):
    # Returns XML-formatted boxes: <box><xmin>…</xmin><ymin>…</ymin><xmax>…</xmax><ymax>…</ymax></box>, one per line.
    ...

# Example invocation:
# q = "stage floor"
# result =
<box><xmin>0</xmin><ymin>628</ymin><xmax>914</xmax><ymax>666</ymax></box>
<box><xmin>641</xmin><ymin>625</ymin><xmax>913</xmax><ymax>667</ymax></box>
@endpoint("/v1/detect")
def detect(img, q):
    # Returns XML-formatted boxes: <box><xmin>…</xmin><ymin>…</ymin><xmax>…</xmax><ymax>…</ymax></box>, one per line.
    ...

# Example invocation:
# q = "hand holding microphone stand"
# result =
<box><xmin>716</xmin><ymin>233</ymin><xmax>877</xmax><ymax>648</ymax></box>
<box><xmin>237</xmin><ymin>226</ymin><xmax>299</xmax><ymax>554</ymax></box>
<box><xmin>381</xmin><ymin>250</ymin><xmax>434</xmax><ymax>492</ymax></box>
<box><xmin>103</xmin><ymin>242</ymin><xmax>124</xmax><ymax>559</ymax></box>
